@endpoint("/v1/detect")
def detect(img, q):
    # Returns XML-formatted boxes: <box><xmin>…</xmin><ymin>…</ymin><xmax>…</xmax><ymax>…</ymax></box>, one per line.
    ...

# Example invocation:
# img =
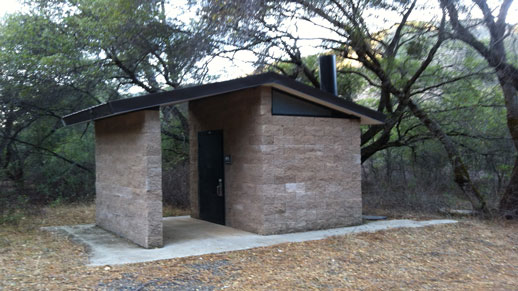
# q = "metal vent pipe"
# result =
<box><xmin>319</xmin><ymin>55</ymin><xmax>338</xmax><ymax>96</ymax></box>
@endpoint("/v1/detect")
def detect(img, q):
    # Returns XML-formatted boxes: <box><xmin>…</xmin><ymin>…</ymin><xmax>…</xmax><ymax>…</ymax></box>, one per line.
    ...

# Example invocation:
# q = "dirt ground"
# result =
<box><xmin>0</xmin><ymin>204</ymin><xmax>517</xmax><ymax>290</ymax></box>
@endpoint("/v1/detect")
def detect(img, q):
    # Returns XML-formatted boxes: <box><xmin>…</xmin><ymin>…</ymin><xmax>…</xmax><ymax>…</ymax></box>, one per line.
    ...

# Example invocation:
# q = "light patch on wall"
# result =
<box><xmin>354</xmin><ymin>154</ymin><xmax>361</xmax><ymax>165</ymax></box>
<box><xmin>286</xmin><ymin>183</ymin><xmax>305</xmax><ymax>194</ymax></box>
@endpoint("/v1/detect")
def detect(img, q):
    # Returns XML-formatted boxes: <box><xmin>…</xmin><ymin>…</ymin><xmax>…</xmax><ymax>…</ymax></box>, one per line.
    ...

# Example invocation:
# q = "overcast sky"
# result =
<box><xmin>0</xmin><ymin>0</ymin><xmax>23</xmax><ymax>16</ymax></box>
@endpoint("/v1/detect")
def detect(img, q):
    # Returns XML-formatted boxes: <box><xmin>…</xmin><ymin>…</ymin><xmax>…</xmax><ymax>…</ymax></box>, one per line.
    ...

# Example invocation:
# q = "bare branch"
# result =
<box><xmin>338</xmin><ymin>69</ymin><xmax>380</xmax><ymax>88</ymax></box>
<box><xmin>403</xmin><ymin>11</ymin><xmax>447</xmax><ymax>93</ymax></box>
<box><xmin>0</xmin><ymin>134</ymin><xmax>93</xmax><ymax>174</ymax></box>
<box><xmin>387</xmin><ymin>0</ymin><xmax>418</xmax><ymax>57</ymax></box>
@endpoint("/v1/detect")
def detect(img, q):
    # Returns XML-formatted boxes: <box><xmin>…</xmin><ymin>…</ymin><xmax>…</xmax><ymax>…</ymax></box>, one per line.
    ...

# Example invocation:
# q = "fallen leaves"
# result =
<box><xmin>1</xmin><ymin>205</ymin><xmax>518</xmax><ymax>290</ymax></box>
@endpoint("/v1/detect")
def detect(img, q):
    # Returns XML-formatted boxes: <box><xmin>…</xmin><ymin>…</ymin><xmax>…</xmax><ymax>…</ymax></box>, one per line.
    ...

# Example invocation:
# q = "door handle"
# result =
<box><xmin>216</xmin><ymin>178</ymin><xmax>223</xmax><ymax>197</ymax></box>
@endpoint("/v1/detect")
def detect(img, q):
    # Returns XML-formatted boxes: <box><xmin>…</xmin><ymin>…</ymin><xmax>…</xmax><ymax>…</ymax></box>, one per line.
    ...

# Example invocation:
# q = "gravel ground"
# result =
<box><xmin>1</xmin><ymin>204</ymin><xmax>517</xmax><ymax>290</ymax></box>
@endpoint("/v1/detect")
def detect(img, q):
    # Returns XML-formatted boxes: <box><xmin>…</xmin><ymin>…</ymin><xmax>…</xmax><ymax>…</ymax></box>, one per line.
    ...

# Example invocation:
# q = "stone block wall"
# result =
<box><xmin>95</xmin><ymin>109</ymin><xmax>163</xmax><ymax>248</ymax></box>
<box><xmin>189</xmin><ymin>88</ymin><xmax>267</xmax><ymax>233</ymax></box>
<box><xmin>189</xmin><ymin>86</ymin><xmax>362</xmax><ymax>234</ymax></box>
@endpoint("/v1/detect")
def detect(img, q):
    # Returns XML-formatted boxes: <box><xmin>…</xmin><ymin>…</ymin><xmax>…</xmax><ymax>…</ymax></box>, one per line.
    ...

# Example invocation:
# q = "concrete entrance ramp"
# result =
<box><xmin>43</xmin><ymin>216</ymin><xmax>456</xmax><ymax>266</ymax></box>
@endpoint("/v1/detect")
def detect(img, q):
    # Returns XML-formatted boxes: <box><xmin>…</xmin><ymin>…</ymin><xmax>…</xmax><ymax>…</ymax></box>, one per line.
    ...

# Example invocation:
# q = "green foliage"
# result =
<box><xmin>0</xmin><ymin>189</ymin><xmax>30</xmax><ymax>224</ymax></box>
<box><xmin>365</xmin><ymin>37</ymin><xmax>512</xmax><ymax>208</ymax></box>
<box><xmin>0</xmin><ymin>0</ymin><xmax>514</xmax><ymax>213</ymax></box>
<box><xmin>0</xmin><ymin>7</ymin><xmax>102</xmax><ymax>207</ymax></box>
<box><xmin>0</xmin><ymin>209</ymin><xmax>27</xmax><ymax>225</ymax></box>
<box><xmin>161</xmin><ymin>104</ymin><xmax>190</xmax><ymax>168</ymax></box>
<box><xmin>0</xmin><ymin>0</ymin><xmax>215</xmax><ymax>209</ymax></box>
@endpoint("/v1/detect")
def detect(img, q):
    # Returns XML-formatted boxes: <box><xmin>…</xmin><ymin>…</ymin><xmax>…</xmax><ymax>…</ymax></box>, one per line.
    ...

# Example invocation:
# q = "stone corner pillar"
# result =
<box><xmin>94</xmin><ymin>109</ymin><xmax>163</xmax><ymax>248</ymax></box>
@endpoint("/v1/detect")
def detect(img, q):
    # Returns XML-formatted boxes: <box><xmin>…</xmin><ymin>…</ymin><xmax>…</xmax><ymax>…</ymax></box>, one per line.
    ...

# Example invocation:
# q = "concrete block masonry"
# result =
<box><xmin>95</xmin><ymin>110</ymin><xmax>163</xmax><ymax>248</ymax></box>
<box><xmin>189</xmin><ymin>87</ymin><xmax>363</xmax><ymax>235</ymax></box>
<box><xmin>43</xmin><ymin>217</ymin><xmax>457</xmax><ymax>266</ymax></box>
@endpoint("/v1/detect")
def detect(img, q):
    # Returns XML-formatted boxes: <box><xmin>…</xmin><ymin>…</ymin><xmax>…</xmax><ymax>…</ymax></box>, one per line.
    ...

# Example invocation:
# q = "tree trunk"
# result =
<box><xmin>440</xmin><ymin>0</ymin><xmax>518</xmax><ymax>216</ymax></box>
<box><xmin>385</xmin><ymin>148</ymin><xmax>392</xmax><ymax>183</ymax></box>
<box><xmin>407</xmin><ymin>99</ymin><xmax>489</xmax><ymax>213</ymax></box>
<box><xmin>501</xmin><ymin>158</ymin><xmax>518</xmax><ymax>217</ymax></box>
<box><xmin>498</xmin><ymin>74</ymin><xmax>518</xmax><ymax>217</ymax></box>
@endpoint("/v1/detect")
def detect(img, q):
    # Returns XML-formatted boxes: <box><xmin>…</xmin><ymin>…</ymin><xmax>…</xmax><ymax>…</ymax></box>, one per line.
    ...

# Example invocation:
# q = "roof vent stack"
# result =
<box><xmin>319</xmin><ymin>55</ymin><xmax>338</xmax><ymax>96</ymax></box>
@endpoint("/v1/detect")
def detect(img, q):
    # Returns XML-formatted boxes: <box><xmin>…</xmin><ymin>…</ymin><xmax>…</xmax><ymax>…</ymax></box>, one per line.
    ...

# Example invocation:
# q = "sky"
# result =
<box><xmin>0</xmin><ymin>0</ymin><xmax>24</xmax><ymax>16</ymax></box>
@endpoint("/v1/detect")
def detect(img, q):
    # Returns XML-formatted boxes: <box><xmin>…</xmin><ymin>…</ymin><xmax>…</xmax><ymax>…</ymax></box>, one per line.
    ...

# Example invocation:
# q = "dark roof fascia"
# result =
<box><xmin>62</xmin><ymin>72</ymin><xmax>385</xmax><ymax>126</ymax></box>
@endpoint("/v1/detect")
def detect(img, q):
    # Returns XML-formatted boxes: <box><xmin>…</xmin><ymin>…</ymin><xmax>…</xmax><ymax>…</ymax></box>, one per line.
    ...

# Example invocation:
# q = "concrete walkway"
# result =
<box><xmin>43</xmin><ymin>216</ymin><xmax>457</xmax><ymax>266</ymax></box>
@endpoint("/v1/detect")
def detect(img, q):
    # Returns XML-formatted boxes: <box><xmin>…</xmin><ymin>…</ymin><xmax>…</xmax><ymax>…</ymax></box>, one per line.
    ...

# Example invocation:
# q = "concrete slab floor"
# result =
<box><xmin>43</xmin><ymin>216</ymin><xmax>457</xmax><ymax>266</ymax></box>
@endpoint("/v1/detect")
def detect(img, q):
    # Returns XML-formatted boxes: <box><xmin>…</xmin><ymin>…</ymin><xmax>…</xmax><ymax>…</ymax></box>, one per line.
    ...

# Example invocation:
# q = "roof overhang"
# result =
<box><xmin>62</xmin><ymin>72</ymin><xmax>385</xmax><ymax>126</ymax></box>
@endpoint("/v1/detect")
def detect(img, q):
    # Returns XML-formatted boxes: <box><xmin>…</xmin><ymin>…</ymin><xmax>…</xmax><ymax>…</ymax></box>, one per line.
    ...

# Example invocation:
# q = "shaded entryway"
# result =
<box><xmin>43</xmin><ymin>217</ymin><xmax>457</xmax><ymax>266</ymax></box>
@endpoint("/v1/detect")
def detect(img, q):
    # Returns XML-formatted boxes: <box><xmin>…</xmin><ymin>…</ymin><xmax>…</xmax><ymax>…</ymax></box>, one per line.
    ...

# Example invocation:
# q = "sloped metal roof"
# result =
<box><xmin>62</xmin><ymin>72</ymin><xmax>385</xmax><ymax>125</ymax></box>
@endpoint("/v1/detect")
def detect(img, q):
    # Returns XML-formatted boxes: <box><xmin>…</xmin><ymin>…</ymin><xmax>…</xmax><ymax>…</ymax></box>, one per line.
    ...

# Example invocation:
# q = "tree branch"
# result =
<box><xmin>0</xmin><ymin>134</ymin><xmax>93</xmax><ymax>174</ymax></box>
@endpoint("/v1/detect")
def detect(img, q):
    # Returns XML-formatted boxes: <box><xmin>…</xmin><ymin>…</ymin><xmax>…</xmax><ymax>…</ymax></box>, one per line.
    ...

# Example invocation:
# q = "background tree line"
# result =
<box><xmin>0</xmin><ymin>0</ymin><xmax>516</xmax><ymax>221</ymax></box>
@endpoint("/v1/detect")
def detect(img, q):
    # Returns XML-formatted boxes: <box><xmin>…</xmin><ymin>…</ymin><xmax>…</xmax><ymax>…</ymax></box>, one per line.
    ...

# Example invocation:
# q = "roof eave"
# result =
<box><xmin>61</xmin><ymin>72</ymin><xmax>385</xmax><ymax>126</ymax></box>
